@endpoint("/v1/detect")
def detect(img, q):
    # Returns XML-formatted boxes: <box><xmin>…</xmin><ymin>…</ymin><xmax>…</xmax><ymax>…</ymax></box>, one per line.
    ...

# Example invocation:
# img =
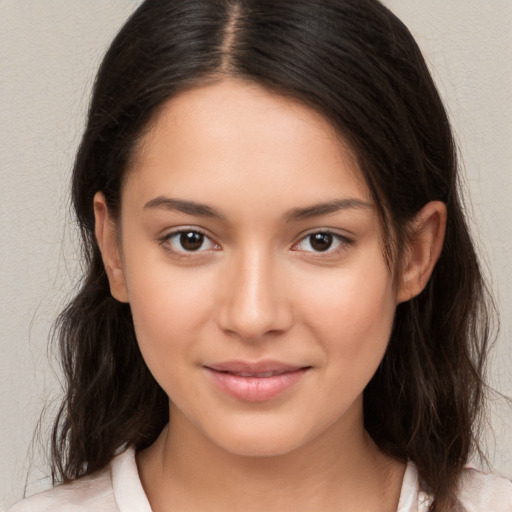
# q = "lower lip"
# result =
<box><xmin>205</xmin><ymin>368</ymin><xmax>309</xmax><ymax>402</ymax></box>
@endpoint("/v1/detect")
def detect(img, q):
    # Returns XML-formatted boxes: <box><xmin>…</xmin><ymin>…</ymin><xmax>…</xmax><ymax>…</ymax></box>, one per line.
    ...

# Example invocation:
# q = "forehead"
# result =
<box><xmin>125</xmin><ymin>79</ymin><xmax>371</xmax><ymax>213</ymax></box>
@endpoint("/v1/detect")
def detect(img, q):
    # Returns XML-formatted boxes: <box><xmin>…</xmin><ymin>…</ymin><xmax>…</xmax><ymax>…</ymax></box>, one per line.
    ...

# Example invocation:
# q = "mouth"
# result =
<box><xmin>204</xmin><ymin>361</ymin><xmax>311</xmax><ymax>402</ymax></box>
<box><xmin>219</xmin><ymin>370</ymin><xmax>292</xmax><ymax>378</ymax></box>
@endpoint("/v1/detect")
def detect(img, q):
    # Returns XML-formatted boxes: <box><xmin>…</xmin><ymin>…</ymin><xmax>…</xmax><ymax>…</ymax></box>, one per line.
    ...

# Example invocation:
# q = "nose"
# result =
<box><xmin>216</xmin><ymin>249</ymin><xmax>293</xmax><ymax>340</ymax></box>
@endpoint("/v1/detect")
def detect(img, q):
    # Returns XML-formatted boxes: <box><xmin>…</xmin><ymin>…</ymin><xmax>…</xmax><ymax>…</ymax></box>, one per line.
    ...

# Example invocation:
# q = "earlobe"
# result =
<box><xmin>93</xmin><ymin>192</ymin><xmax>129</xmax><ymax>303</ymax></box>
<box><xmin>396</xmin><ymin>201</ymin><xmax>447</xmax><ymax>304</ymax></box>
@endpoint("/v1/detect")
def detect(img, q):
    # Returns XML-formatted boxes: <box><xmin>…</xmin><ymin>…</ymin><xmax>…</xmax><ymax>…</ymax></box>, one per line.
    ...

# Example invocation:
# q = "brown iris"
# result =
<box><xmin>309</xmin><ymin>233</ymin><xmax>333</xmax><ymax>252</ymax></box>
<box><xmin>180</xmin><ymin>231</ymin><xmax>204</xmax><ymax>251</ymax></box>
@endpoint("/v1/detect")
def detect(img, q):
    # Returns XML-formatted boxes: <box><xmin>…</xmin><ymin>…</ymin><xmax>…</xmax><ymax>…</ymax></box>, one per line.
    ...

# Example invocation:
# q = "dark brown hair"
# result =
<box><xmin>51</xmin><ymin>1</ymin><xmax>493</xmax><ymax>510</ymax></box>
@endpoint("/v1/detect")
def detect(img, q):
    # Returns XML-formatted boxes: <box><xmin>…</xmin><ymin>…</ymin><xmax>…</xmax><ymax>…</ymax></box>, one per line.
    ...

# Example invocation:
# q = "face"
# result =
<box><xmin>102</xmin><ymin>79</ymin><xmax>401</xmax><ymax>457</ymax></box>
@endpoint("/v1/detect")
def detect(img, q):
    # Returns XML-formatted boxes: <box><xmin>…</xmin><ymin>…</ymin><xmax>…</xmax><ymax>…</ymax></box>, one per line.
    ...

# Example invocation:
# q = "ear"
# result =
<box><xmin>396</xmin><ymin>201</ymin><xmax>447</xmax><ymax>304</ymax></box>
<box><xmin>93</xmin><ymin>192</ymin><xmax>129</xmax><ymax>303</ymax></box>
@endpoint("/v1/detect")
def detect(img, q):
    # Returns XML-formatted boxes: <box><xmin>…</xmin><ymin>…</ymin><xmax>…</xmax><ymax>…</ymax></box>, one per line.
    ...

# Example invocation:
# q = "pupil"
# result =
<box><xmin>180</xmin><ymin>232</ymin><xmax>203</xmax><ymax>251</ymax></box>
<box><xmin>311</xmin><ymin>233</ymin><xmax>332</xmax><ymax>251</ymax></box>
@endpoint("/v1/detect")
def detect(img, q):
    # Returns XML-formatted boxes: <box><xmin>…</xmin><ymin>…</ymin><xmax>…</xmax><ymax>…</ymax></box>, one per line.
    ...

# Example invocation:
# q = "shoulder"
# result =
<box><xmin>457</xmin><ymin>466</ymin><xmax>512</xmax><ymax>512</ymax></box>
<box><xmin>8</xmin><ymin>463</ymin><xmax>115</xmax><ymax>512</ymax></box>
<box><xmin>399</xmin><ymin>462</ymin><xmax>512</xmax><ymax>512</ymax></box>
<box><xmin>8</xmin><ymin>447</ymin><xmax>150</xmax><ymax>512</ymax></box>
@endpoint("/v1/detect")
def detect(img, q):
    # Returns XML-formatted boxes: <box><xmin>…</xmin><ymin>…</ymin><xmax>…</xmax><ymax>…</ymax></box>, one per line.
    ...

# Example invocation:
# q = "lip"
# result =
<box><xmin>204</xmin><ymin>360</ymin><xmax>310</xmax><ymax>402</ymax></box>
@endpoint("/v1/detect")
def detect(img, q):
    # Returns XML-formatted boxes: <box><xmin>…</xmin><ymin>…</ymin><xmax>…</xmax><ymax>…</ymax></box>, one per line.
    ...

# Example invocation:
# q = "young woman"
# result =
<box><xmin>10</xmin><ymin>0</ymin><xmax>512</xmax><ymax>511</ymax></box>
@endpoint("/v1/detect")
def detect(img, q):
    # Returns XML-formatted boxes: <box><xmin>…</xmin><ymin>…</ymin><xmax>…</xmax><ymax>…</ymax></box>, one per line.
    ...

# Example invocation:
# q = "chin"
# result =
<box><xmin>200</xmin><ymin>416</ymin><xmax>316</xmax><ymax>459</ymax></box>
<box><xmin>216</xmin><ymin>435</ymin><xmax>305</xmax><ymax>458</ymax></box>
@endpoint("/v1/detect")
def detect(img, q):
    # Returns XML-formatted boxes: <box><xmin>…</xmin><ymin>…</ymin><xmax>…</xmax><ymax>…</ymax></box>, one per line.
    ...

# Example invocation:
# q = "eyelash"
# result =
<box><xmin>159</xmin><ymin>228</ymin><xmax>219</xmax><ymax>256</ymax></box>
<box><xmin>158</xmin><ymin>229</ymin><xmax>353</xmax><ymax>257</ymax></box>
<box><xmin>292</xmin><ymin>230</ymin><xmax>353</xmax><ymax>255</ymax></box>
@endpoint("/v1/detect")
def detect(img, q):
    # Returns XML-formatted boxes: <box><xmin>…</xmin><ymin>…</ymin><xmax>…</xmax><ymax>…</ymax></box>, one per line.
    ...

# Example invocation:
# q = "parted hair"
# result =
<box><xmin>51</xmin><ymin>1</ymin><xmax>493</xmax><ymax>510</ymax></box>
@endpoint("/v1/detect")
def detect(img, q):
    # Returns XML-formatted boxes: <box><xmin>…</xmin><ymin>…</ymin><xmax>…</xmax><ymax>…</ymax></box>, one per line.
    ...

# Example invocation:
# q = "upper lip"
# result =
<box><xmin>205</xmin><ymin>360</ymin><xmax>308</xmax><ymax>375</ymax></box>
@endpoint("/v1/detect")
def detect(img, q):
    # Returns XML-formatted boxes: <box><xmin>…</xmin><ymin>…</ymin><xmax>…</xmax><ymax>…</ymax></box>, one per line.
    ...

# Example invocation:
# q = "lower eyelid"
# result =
<box><xmin>293</xmin><ymin>232</ymin><xmax>353</xmax><ymax>252</ymax></box>
<box><xmin>158</xmin><ymin>229</ymin><xmax>352</xmax><ymax>256</ymax></box>
<box><xmin>159</xmin><ymin>229</ymin><xmax>219</xmax><ymax>253</ymax></box>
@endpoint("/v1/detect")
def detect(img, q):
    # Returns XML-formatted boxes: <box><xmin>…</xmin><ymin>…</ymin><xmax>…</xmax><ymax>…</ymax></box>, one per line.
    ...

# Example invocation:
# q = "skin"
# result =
<box><xmin>95</xmin><ymin>79</ymin><xmax>446</xmax><ymax>512</ymax></box>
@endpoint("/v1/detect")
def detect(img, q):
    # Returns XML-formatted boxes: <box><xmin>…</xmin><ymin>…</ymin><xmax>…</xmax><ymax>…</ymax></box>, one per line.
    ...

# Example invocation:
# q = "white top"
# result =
<box><xmin>9</xmin><ymin>447</ymin><xmax>512</xmax><ymax>512</ymax></box>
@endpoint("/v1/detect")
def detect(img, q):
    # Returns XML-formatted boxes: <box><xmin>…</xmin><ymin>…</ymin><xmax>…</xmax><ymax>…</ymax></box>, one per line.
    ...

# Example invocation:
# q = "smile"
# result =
<box><xmin>204</xmin><ymin>361</ymin><xmax>311</xmax><ymax>402</ymax></box>
<box><xmin>228</xmin><ymin>371</ymin><xmax>286</xmax><ymax>378</ymax></box>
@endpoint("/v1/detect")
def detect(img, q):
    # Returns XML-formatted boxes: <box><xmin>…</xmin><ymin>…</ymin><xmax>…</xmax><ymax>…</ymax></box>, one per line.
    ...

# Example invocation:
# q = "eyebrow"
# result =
<box><xmin>144</xmin><ymin>196</ymin><xmax>226</xmax><ymax>219</ymax></box>
<box><xmin>143</xmin><ymin>195</ymin><xmax>372</xmax><ymax>222</ymax></box>
<box><xmin>284</xmin><ymin>198</ymin><xmax>373</xmax><ymax>222</ymax></box>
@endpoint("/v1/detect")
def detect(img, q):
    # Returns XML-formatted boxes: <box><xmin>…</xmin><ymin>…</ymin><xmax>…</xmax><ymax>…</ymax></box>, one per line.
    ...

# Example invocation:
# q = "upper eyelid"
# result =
<box><xmin>157</xmin><ymin>226</ymin><xmax>353</xmax><ymax>247</ymax></box>
<box><xmin>159</xmin><ymin>227</ymin><xmax>220</xmax><ymax>252</ymax></box>
<box><xmin>291</xmin><ymin>230</ymin><xmax>354</xmax><ymax>252</ymax></box>
<box><xmin>294</xmin><ymin>228</ymin><xmax>353</xmax><ymax>243</ymax></box>
<box><xmin>160</xmin><ymin>226</ymin><xmax>214</xmax><ymax>241</ymax></box>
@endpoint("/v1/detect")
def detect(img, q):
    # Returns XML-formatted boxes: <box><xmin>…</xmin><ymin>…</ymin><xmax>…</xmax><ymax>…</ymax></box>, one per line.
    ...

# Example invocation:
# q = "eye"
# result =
<box><xmin>293</xmin><ymin>231</ymin><xmax>351</xmax><ymax>253</ymax></box>
<box><xmin>161</xmin><ymin>229</ymin><xmax>218</xmax><ymax>254</ymax></box>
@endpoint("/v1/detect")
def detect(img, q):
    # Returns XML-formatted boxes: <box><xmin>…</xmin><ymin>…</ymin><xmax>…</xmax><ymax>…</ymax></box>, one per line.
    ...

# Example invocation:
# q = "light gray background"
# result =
<box><xmin>1</xmin><ymin>1</ymin><xmax>511</xmax><ymax>509</ymax></box>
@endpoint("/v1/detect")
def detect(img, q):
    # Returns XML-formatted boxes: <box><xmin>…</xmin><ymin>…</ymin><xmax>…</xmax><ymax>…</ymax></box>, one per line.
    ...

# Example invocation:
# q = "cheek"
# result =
<box><xmin>122</xmin><ymin>254</ymin><xmax>215</xmax><ymax>367</ymax></box>
<box><xmin>296</xmin><ymin>254</ymin><xmax>396</xmax><ymax>376</ymax></box>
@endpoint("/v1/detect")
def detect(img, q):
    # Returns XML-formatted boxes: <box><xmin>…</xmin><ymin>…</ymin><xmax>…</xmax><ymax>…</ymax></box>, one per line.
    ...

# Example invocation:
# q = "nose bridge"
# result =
<box><xmin>217</xmin><ymin>244</ymin><xmax>291</xmax><ymax>339</ymax></box>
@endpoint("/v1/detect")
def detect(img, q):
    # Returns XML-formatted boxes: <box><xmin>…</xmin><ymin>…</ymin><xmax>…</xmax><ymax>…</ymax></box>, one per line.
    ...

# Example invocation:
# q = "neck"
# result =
<box><xmin>137</xmin><ymin>403</ymin><xmax>405</xmax><ymax>512</ymax></box>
